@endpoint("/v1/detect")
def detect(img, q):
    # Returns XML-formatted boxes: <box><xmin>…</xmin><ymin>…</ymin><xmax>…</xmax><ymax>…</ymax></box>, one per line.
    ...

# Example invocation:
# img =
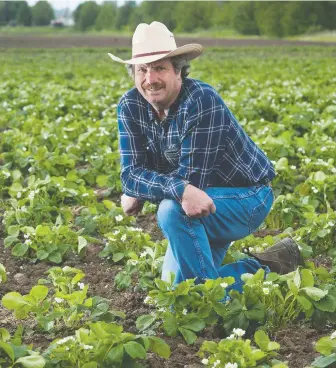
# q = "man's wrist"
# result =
<box><xmin>180</xmin><ymin>181</ymin><xmax>190</xmax><ymax>203</ymax></box>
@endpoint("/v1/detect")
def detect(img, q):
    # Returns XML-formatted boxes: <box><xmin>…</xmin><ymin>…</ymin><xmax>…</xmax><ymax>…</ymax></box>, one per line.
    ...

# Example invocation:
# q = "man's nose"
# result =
<box><xmin>145</xmin><ymin>69</ymin><xmax>158</xmax><ymax>85</ymax></box>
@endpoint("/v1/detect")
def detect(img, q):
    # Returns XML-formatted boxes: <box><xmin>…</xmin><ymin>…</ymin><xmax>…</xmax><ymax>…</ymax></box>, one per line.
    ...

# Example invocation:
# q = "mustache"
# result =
<box><xmin>143</xmin><ymin>83</ymin><xmax>164</xmax><ymax>91</ymax></box>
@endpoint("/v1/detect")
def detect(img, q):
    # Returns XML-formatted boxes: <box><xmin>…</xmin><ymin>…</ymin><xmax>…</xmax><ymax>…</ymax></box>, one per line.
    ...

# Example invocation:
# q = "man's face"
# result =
<box><xmin>134</xmin><ymin>58</ymin><xmax>182</xmax><ymax>111</ymax></box>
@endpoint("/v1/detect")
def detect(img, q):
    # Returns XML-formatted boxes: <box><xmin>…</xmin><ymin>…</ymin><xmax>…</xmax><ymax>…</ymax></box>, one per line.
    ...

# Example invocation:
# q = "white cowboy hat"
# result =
<box><xmin>108</xmin><ymin>21</ymin><xmax>203</xmax><ymax>65</ymax></box>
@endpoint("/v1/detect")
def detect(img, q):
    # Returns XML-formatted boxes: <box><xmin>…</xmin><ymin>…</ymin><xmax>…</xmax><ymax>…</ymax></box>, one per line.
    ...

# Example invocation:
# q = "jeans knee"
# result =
<box><xmin>157</xmin><ymin>199</ymin><xmax>183</xmax><ymax>230</ymax></box>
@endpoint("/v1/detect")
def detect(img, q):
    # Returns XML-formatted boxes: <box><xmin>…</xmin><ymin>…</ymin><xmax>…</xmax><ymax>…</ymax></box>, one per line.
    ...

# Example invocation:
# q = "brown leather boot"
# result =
<box><xmin>245</xmin><ymin>238</ymin><xmax>304</xmax><ymax>275</ymax></box>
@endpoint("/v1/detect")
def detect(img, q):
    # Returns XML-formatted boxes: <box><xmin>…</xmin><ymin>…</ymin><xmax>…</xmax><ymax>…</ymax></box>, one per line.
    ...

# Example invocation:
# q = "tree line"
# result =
<box><xmin>0</xmin><ymin>1</ymin><xmax>54</xmax><ymax>27</ymax></box>
<box><xmin>1</xmin><ymin>1</ymin><xmax>336</xmax><ymax>37</ymax></box>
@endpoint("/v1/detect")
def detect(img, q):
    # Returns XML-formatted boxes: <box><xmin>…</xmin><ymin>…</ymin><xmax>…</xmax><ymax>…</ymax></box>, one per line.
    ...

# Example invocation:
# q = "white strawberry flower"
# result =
<box><xmin>263</xmin><ymin>288</ymin><xmax>270</xmax><ymax>295</ymax></box>
<box><xmin>330</xmin><ymin>331</ymin><xmax>336</xmax><ymax>339</ymax></box>
<box><xmin>233</xmin><ymin>328</ymin><xmax>245</xmax><ymax>337</ymax></box>
<box><xmin>201</xmin><ymin>358</ymin><xmax>209</xmax><ymax>365</ymax></box>
<box><xmin>115</xmin><ymin>215</ymin><xmax>123</xmax><ymax>222</ymax></box>
<box><xmin>78</xmin><ymin>282</ymin><xmax>85</xmax><ymax>290</ymax></box>
<box><xmin>225</xmin><ymin>363</ymin><xmax>238</xmax><ymax>368</ymax></box>
<box><xmin>220</xmin><ymin>282</ymin><xmax>228</xmax><ymax>288</ymax></box>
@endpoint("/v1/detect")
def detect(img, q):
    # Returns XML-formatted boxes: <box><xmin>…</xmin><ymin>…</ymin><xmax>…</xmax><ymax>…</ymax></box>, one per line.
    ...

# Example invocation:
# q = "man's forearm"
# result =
<box><xmin>121</xmin><ymin>166</ymin><xmax>189</xmax><ymax>203</ymax></box>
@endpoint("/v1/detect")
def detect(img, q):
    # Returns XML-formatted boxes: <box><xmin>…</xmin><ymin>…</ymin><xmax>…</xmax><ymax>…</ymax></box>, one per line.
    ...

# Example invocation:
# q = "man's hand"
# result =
<box><xmin>181</xmin><ymin>184</ymin><xmax>216</xmax><ymax>218</ymax></box>
<box><xmin>121</xmin><ymin>194</ymin><xmax>144</xmax><ymax>216</ymax></box>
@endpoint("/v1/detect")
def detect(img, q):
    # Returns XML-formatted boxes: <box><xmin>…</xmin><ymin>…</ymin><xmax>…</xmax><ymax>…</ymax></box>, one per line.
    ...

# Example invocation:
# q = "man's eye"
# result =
<box><xmin>138</xmin><ymin>68</ymin><xmax>147</xmax><ymax>73</ymax></box>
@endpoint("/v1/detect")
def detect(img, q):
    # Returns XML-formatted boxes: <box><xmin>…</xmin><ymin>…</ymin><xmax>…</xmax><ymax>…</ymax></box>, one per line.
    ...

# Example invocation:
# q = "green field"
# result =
<box><xmin>1</xmin><ymin>26</ymin><xmax>336</xmax><ymax>42</ymax></box>
<box><xmin>0</xmin><ymin>47</ymin><xmax>336</xmax><ymax>367</ymax></box>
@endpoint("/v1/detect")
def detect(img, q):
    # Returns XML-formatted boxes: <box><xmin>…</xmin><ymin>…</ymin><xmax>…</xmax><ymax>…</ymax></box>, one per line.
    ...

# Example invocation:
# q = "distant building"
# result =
<box><xmin>51</xmin><ymin>17</ymin><xmax>74</xmax><ymax>27</ymax></box>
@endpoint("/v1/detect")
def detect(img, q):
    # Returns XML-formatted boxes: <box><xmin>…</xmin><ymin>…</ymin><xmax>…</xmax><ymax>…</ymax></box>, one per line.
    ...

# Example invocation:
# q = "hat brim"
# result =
<box><xmin>108</xmin><ymin>44</ymin><xmax>203</xmax><ymax>65</ymax></box>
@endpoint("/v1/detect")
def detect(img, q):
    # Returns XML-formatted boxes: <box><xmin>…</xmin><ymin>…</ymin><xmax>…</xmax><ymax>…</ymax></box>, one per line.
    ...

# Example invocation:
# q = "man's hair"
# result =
<box><xmin>126</xmin><ymin>55</ymin><xmax>190</xmax><ymax>79</ymax></box>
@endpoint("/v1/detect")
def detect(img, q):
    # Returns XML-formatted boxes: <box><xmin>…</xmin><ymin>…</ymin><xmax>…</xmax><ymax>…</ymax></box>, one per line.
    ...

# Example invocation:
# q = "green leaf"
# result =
<box><xmin>293</xmin><ymin>268</ymin><xmax>301</xmax><ymax>289</ymax></box>
<box><xmin>0</xmin><ymin>264</ymin><xmax>7</xmax><ymax>283</ymax></box>
<box><xmin>112</xmin><ymin>252</ymin><xmax>125</xmax><ymax>263</ymax></box>
<box><xmin>8</xmin><ymin>225</ymin><xmax>20</xmax><ymax>237</ymax></box>
<box><xmin>156</xmin><ymin>292</ymin><xmax>175</xmax><ymax>306</ymax></box>
<box><xmin>102</xmin><ymin>200</ymin><xmax>115</xmax><ymax>210</ymax></box>
<box><xmin>106</xmin><ymin>344</ymin><xmax>124</xmax><ymax>364</ymax></box>
<box><xmin>148</xmin><ymin>336</ymin><xmax>171</xmax><ymax>359</ymax></box>
<box><xmin>287</xmin><ymin>279</ymin><xmax>298</xmax><ymax>296</ymax></box>
<box><xmin>301</xmin><ymin>269</ymin><xmax>314</xmax><ymax>288</ymax></box>
<box><xmin>15</xmin><ymin>355</ymin><xmax>46</xmax><ymax>368</ymax></box>
<box><xmin>0</xmin><ymin>328</ymin><xmax>10</xmax><ymax>342</ymax></box>
<box><xmin>124</xmin><ymin>341</ymin><xmax>147</xmax><ymax>359</ymax></box>
<box><xmin>0</xmin><ymin>341</ymin><xmax>14</xmax><ymax>362</ymax></box>
<box><xmin>78</xmin><ymin>236</ymin><xmax>88</xmax><ymax>253</ymax></box>
<box><xmin>315</xmin><ymin>337</ymin><xmax>334</xmax><ymax>356</ymax></box>
<box><xmin>265</xmin><ymin>272</ymin><xmax>279</xmax><ymax>282</ymax></box>
<box><xmin>48</xmin><ymin>252</ymin><xmax>62</xmax><ymax>264</ymax></box>
<box><xmin>297</xmin><ymin>295</ymin><xmax>313</xmax><ymax>311</ymax></box>
<box><xmin>267</xmin><ymin>341</ymin><xmax>280</xmax><ymax>351</ymax></box>
<box><xmin>163</xmin><ymin>313</ymin><xmax>178</xmax><ymax>337</ymax></box>
<box><xmin>136</xmin><ymin>314</ymin><xmax>156</xmax><ymax>331</ymax></box>
<box><xmin>254</xmin><ymin>330</ymin><xmax>270</xmax><ymax>351</ymax></box>
<box><xmin>4</xmin><ymin>235</ymin><xmax>18</xmax><ymax>248</ymax></box>
<box><xmin>35</xmin><ymin>225</ymin><xmax>51</xmax><ymax>237</ymax></box>
<box><xmin>96</xmin><ymin>175</ymin><xmax>108</xmax><ymax>187</ymax></box>
<box><xmin>174</xmin><ymin>281</ymin><xmax>192</xmax><ymax>296</ymax></box>
<box><xmin>180</xmin><ymin>316</ymin><xmax>205</xmax><ymax>332</ymax></box>
<box><xmin>29</xmin><ymin>285</ymin><xmax>49</xmax><ymax>303</ymax></box>
<box><xmin>178</xmin><ymin>327</ymin><xmax>197</xmax><ymax>345</ymax></box>
<box><xmin>82</xmin><ymin>363</ymin><xmax>99</xmax><ymax>368</ymax></box>
<box><xmin>36</xmin><ymin>249</ymin><xmax>49</xmax><ymax>260</ymax></box>
<box><xmin>12</xmin><ymin>243</ymin><xmax>29</xmax><ymax>257</ymax></box>
<box><xmin>313</xmin><ymin>295</ymin><xmax>336</xmax><ymax>312</ymax></box>
<box><xmin>302</xmin><ymin>287</ymin><xmax>328</xmax><ymax>301</ymax></box>
<box><xmin>200</xmin><ymin>340</ymin><xmax>218</xmax><ymax>354</ymax></box>
<box><xmin>245</xmin><ymin>304</ymin><xmax>265</xmax><ymax>321</ymax></box>
<box><xmin>2</xmin><ymin>292</ymin><xmax>29</xmax><ymax>310</ymax></box>
<box><xmin>311</xmin><ymin>353</ymin><xmax>336</xmax><ymax>368</ymax></box>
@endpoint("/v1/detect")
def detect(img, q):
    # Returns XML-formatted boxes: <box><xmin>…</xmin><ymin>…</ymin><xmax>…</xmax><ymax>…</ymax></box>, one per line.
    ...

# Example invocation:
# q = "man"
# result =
<box><xmin>108</xmin><ymin>22</ymin><xmax>302</xmax><ymax>291</ymax></box>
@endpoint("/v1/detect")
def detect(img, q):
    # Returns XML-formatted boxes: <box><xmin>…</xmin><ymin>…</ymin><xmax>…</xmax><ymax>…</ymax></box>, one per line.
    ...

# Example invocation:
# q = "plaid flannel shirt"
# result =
<box><xmin>117</xmin><ymin>78</ymin><xmax>275</xmax><ymax>203</ymax></box>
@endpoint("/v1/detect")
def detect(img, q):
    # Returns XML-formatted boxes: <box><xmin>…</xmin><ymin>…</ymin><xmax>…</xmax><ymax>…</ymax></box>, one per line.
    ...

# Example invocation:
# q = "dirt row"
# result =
<box><xmin>1</xmin><ymin>35</ymin><xmax>336</xmax><ymax>49</ymax></box>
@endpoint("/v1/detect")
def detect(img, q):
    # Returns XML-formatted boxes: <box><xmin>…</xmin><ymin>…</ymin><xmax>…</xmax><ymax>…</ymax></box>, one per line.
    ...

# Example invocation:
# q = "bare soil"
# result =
<box><xmin>0</xmin><ymin>214</ymin><xmax>332</xmax><ymax>367</ymax></box>
<box><xmin>1</xmin><ymin>35</ymin><xmax>336</xmax><ymax>49</ymax></box>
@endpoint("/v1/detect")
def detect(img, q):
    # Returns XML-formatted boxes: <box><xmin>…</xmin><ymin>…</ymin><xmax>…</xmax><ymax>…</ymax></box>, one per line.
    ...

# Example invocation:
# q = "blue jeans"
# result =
<box><xmin>157</xmin><ymin>185</ymin><xmax>273</xmax><ymax>292</ymax></box>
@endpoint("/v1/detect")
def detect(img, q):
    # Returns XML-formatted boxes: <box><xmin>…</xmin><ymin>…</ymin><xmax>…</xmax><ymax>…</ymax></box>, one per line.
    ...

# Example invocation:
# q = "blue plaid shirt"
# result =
<box><xmin>117</xmin><ymin>78</ymin><xmax>275</xmax><ymax>203</ymax></box>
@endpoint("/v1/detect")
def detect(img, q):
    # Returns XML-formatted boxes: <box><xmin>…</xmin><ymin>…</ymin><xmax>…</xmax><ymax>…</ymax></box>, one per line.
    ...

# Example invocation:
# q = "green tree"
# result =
<box><xmin>114</xmin><ymin>1</ymin><xmax>136</xmax><ymax>30</ymax></box>
<box><xmin>232</xmin><ymin>2</ymin><xmax>259</xmax><ymax>35</ymax></box>
<box><xmin>255</xmin><ymin>2</ymin><xmax>284</xmax><ymax>37</ymax></box>
<box><xmin>281</xmin><ymin>2</ymin><xmax>335</xmax><ymax>36</ymax></box>
<box><xmin>32</xmin><ymin>0</ymin><xmax>54</xmax><ymax>26</ymax></box>
<box><xmin>133</xmin><ymin>1</ymin><xmax>178</xmax><ymax>31</ymax></box>
<box><xmin>75</xmin><ymin>1</ymin><xmax>100</xmax><ymax>31</ymax></box>
<box><xmin>16</xmin><ymin>1</ymin><xmax>32</xmax><ymax>26</ymax></box>
<box><xmin>0</xmin><ymin>1</ymin><xmax>21</xmax><ymax>25</ymax></box>
<box><xmin>212</xmin><ymin>2</ymin><xmax>236</xmax><ymax>29</ymax></box>
<box><xmin>95</xmin><ymin>1</ymin><xmax>117</xmax><ymax>30</ymax></box>
<box><xmin>174</xmin><ymin>1</ymin><xmax>216</xmax><ymax>32</ymax></box>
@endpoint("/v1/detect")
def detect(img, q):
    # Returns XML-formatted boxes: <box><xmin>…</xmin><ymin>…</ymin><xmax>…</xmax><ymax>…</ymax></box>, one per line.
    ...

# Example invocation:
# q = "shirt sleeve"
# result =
<box><xmin>118</xmin><ymin>101</ymin><xmax>189</xmax><ymax>202</ymax></box>
<box><xmin>169</xmin><ymin>93</ymin><xmax>229</xmax><ymax>189</ymax></box>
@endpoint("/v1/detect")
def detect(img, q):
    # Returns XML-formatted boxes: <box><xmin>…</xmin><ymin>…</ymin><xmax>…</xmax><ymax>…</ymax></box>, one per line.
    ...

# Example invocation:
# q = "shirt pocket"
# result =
<box><xmin>143</xmin><ymin>137</ymin><xmax>163</xmax><ymax>169</ymax></box>
<box><xmin>164</xmin><ymin>143</ymin><xmax>181</xmax><ymax>168</ymax></box>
